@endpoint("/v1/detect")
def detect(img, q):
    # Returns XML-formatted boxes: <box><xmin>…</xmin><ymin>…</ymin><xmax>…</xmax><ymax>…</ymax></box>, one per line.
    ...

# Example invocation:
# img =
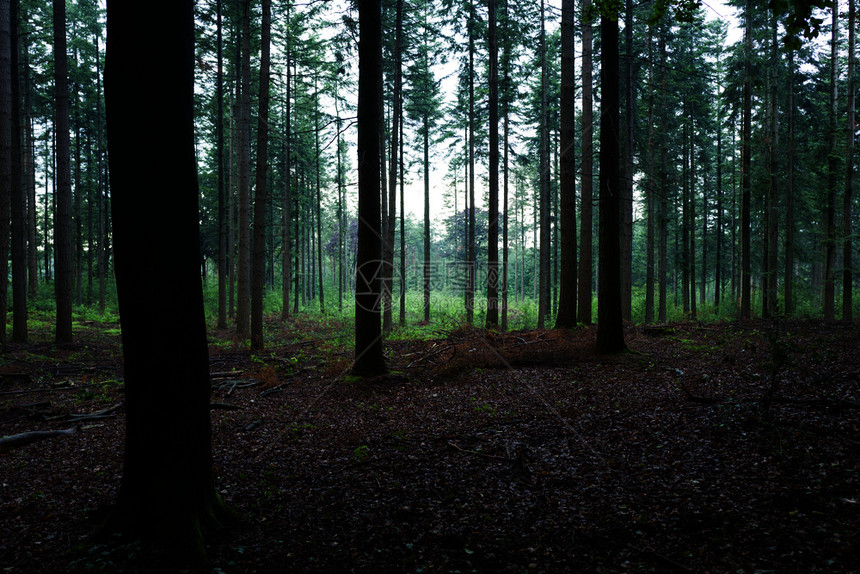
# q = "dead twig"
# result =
<box><xmin>0</xmin><ymin>427</ymin><xmax>79</xmax><ymax>453</ymax></box>
<box><xmin>446</xmin><ymin>440</ymin><xmax>508</xmax><ymax>461</ymax></box>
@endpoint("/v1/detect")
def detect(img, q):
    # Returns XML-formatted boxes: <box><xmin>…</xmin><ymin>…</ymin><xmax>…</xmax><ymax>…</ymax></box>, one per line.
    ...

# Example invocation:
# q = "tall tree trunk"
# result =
<box><xmin>556</xmin><ymin>0</ymin><xmax>577</xmax><ymax>328</ymax></box>
<box><xmin>784</xmin><ymin>50</ymin><xmax>795</xmax><ymax>316</ymax></box>
<box><xmin>467</xmin><ymin>0</ymin><xmax>475</xmax><ymax>326</ymax></box>
<box><xmin>596</xmin><ymin>13</ymin><xmax>626</xmax><ymax>354</ymax></box>
<box><xmin>537</xmin><ymin>0</ymin><xmax>550</xmax><ymax>329</ymax></box>
<box><xmin>765</xmin><ymin>12</ymin><xmax>779</xmax><ymax>318</ymax></box>
<box><xmin>740</xmin><ymin>0</ymin><xmax>752</xmax><ymax>320</ymax></box>
<box><xmin>578</xmin><ymin>0</ymin><xmax>594</xmax><ymax>324</ymax></box>
<box><xmin>236</xmin><ymin>0</ymin><xmax>251</xmax><ymax>338</ymax></box>
<box><xmin>621</xmin><ymin>0</ymin><xmax>634</xmax><ymax>322</ymax></box>
<box><xmin>282</xmin><ymin>16</ymin><xmax>291</xmax><ymax>322</ymax></box>
<box><xmin>823</xmin><ymin>1</ymin><xmax>838</xmax><ymax>320</ymax></box>
<box><xmin>353</xmin><ymin>0</ymin><xmax>386</xmax><ymax>376</ymax></box>
<box><xmin>216</xmin><ymin>0</ymin><xmax>227</xmax><ymax>329</ymax></box>
<box><xmin>715</xmin><ymin>75</ymin><xmax>723</xmax><ymax>310</ymax></box>
<box><xmin>387</xmin><ymin>0</ymin><xmax>402</xmax><ymax>330</ymax></box>
<box><xmin>486</xmin><ymin>0</ymin><xmax>500</xmax><ymax>329</ymax></box>
<box><xmin>657</xmin><ymin>31</ymin><xmax>668</xmax><ymax>323</ymax></box>
<box><xmin>73</xmin><ymin>71</ymin><xmax>82</xmax><ymax>308</ymax></box>
<box><xmin>53</xmin><ymin>0</ymin><xmax>73</xmax><ymax>344</ymax></box>
<box><xmin>103</xmin><ymin>1</ymin><xmax>232</xmax><ymax>563</ymax></box>
<box><xmin>690</xmin><ymin>116</ymin><xmax>696</xmax><ymax>318</ymax></box>
<box><xmin>0</xmin><ymin>0</ymin><xmax>11</xmax><ymax>345</ymax></box>
<box><xmin>97</xmin><ymin>88</ymin><xmax>106</xmax><ymax>312</ymax></box>
<box><xmin>423</xmin><ymin>115</ymin><xmax>430</xmax><ymax>323</ymax></box>
<box><xmin>23</xmin><ymin>30</ymin><xmax>37</xmax><ymax>300</ymax></box>
<box><xmin>843</xmin><ymin>0</ymin><xmax>855</xmax><ymax>322</ymax></box>
<box><xmin>681</xmin><ymin>115</ymin><xmax>689</xmax><ymax>314</ymax></box>
<box><xmin>251</xmin><ymin>0</ymin><xmax>271</xmax><ymax>351</ymax></box>
<box><xmin>10</xmin><ymin>0</ymin><xmax>25</xmax><ymax>342</ymax></box>
<box><xmin>645</xmin><ymin>24</ymin><xmax>655</xmax><ymax>323</ymax></box>
<box><xmin>314</xmin><ymin>76</ymin><xmax>325</xmax><ymax>315</ymax></box>
<box><xmin>501</xmin><ymin>0</ymin><xmax>511</xmax><ymax>331</ymax></box>
<box><xmin>399</xmin><ymin>101</ymin><xmax>406</xmax><ymax>325</ymax></box>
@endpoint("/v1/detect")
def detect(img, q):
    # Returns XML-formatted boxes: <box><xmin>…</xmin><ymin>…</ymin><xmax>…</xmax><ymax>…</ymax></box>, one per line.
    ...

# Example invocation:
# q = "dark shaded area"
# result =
<box><xmin>1</xmin><ymin>319</ymin><xmax>858</xmax><ymax>572</ymax></box>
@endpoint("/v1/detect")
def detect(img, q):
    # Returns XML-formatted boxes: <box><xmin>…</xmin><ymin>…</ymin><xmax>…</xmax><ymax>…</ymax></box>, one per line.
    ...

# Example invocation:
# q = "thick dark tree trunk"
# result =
<box><xmin>103</xmin><ymin>1</ymin><xmax>232</xmax><ymax>564</ymax></box>
<box><xmin>556</xmin><ymin>0</ymin><xmax>577</xmax><ymax>328</ymax></box>
<box><xmin>53</xmin><ymin>0</ymin><xmax>73</xmax><ymax>343</ymax></box>
<box><xmin>353</xmin><ymin>0</ymin><xmax>386</xmax><ymax>377</ymax></box>
<box><xmin>251</xmin><ymin>0</ymin><xmax>271</xmax><ymax>351</ymax></box>
<box><xmin>596</xmin><ymin>14</ymin><xmax>626</xmax><ymax>354</ymax></box>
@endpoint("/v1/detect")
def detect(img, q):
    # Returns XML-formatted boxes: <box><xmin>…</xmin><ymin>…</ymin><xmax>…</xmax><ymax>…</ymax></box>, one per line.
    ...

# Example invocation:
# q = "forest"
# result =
<box><xmin>0</xmin><ymin>0</ymin><xmax>858</xmax><ymax>572</ymax></box>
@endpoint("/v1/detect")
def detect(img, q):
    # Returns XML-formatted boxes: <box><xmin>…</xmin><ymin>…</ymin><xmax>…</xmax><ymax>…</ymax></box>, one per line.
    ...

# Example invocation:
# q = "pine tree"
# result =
<box><xmin>53</xmin><ymin>0</ymin><xmax>73</xmax><ymax>343</ymax></box>
<box><xmin>555</xmin><ymin>0</ymin><xmax>577</xmax><ymax>328</ymax></box>
<box><xmin>251</xmin><ymin>0</ymin><xmax>271</xmax><ymax>351</ymax></box>
<box><xmin>353</xmin><ymin>0</ymin><xmax>386</xmax><ymax>377</ymax></box>
<box><xmin>103</xmin><ymin>0</ymin><xmax>233</xmax><ymax>563</ymax></box>
<box><xmin>596</xmin><ymin>8</ymin><xmax>626</xmax><ymax>354</ymax></box>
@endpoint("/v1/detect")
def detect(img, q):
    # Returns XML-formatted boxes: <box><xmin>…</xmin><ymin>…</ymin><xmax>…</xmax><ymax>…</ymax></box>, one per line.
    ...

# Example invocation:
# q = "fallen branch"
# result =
<box><xmin>0</xmin><ymin>427</ymin><xmax>79</xmax><ymax>453</ymax></box>
<box><xmin>0</xmin><ymin>381</ymin><xmax>121</xmax><ymax>396</ymax></box>
<box><xmin>259</xmin><ymin>382</ymin><xmax>291</xmax><ymax>398</ymax></box>
<box><xmin>210</xmin><ymin>402</ymin><xmax>242</xmax><ymax>411</ymax></box>
<box><xmin>446</xmin><ymin>441</ymin><xmax>508</xmax><ymax>461</ymax></box>
<box><xmin>680</xmin><ymin>385</ymin><xmax>722</xmax><ymax>405</ymax></box>
<box><xmin>67</xmin><ymin>403</ymin><xmax>124</xmax><ymax>422</ymax></box>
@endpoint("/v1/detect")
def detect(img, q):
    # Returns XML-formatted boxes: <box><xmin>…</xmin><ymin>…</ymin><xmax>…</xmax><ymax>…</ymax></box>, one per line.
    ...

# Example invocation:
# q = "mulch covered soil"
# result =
<box><xmin>1</xmin><ymin>319</ymin><xmax>858</xmax><ymax>573</ymax></box>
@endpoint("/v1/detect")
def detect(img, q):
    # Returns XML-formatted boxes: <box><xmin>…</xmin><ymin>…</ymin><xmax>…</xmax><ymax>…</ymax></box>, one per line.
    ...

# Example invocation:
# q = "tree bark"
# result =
<box><xmin>486</xmin><ymin>0</ymin><xmax>500</xmax><ymax>329</ymax></box>
<box><xmin>843</xmin><ymin>0</ymin><xmax>855</xmax><ymax>322</ymax></box>
<box><xmin>538</xmin><ymin>0</ymin><xmax>550</xmax><ymax>329</ymax></box>
<box><xmin>0</xmin><ymin>0</ymin><xmax>11</xmax><ymax>345</ymax></box>
<box><xmin>216</xmin><ymin>0</ymin><xmax>227</xmax><ymax>330</ymax></box>
<box><xmin>784</xmin><ymin>50</ymin><xmax>795</xmax><ymax>316</ymax></box>
<box><xmin>765</xmin><ymin>13</ymin><xmax>779</xmax><ymax>318</ymax></box>
<box><xmin>236</xmin><ymin>0</ymin><xmax>251</xmax><ymax>338</ymax></box>
<box><xmin>282</xmin><ymin>11</ymin><xmax>292</xmax><ymax>322</ymax></box>
<box><xmin>466</xmin><ymin>0</ymin><xmax>476</xmax><ymax>326</ymax></box>
<box><xmin>578</xmin><ymin>0</ymin><xmax>594</xmax><ymax>325</ymax></box>
<box><xmin>740</xmin><ymin>0</ymin><xmax>752</xmax><ymax>320</ymax></box>
<box><xmin>386</xmin><ymin>0</ymin><xmax>402</xmax><ymax>331</ymax></box>
<box><xmin>596</xmin><ymin>13</ymin><xmax>626</xmax><ymax>354</ymax></box>
<box><xmin>53</xmin><ymin>0</ymin><xmax>73</xmax><ymax>344</ymax></box>
<box><xmin>251</xmin><ymin>0</ymin><xmax>271</xmax><ymax>351</ymax></box>
<box><xmin>10</xmin><ymin>0</ymin><xmax>25</xmax><ymax>342</ymax></box>
<box><xmin>823</xmin><ymin>1</ymin><xmax>838</xmax><ymax>320</ymax></box>
<box><xmin>353</xmin><ymin>0</ymin><xmax>386</xmax><ymax>377</ymax></box>
<box><xmin>556</xmin><ymin>0</ymin><xmax>577</xmax><ymax>328</ymax></box>
<box><xmin>103</xmin><ymin>1</ymin><xmax>232</xmax><ymax>563</ymax></box>
<box><xmin>621</xmin><ymin>0</ymin><xmax>634</xmax><ymax>322</ymax></box>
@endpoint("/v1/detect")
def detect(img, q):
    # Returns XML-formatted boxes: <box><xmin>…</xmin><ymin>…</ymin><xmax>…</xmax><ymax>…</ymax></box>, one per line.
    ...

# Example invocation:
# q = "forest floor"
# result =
<box><xmin>0</xmin><ymin>316</ymin><xmax>858</xmax><ymax>573</ymax></box>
